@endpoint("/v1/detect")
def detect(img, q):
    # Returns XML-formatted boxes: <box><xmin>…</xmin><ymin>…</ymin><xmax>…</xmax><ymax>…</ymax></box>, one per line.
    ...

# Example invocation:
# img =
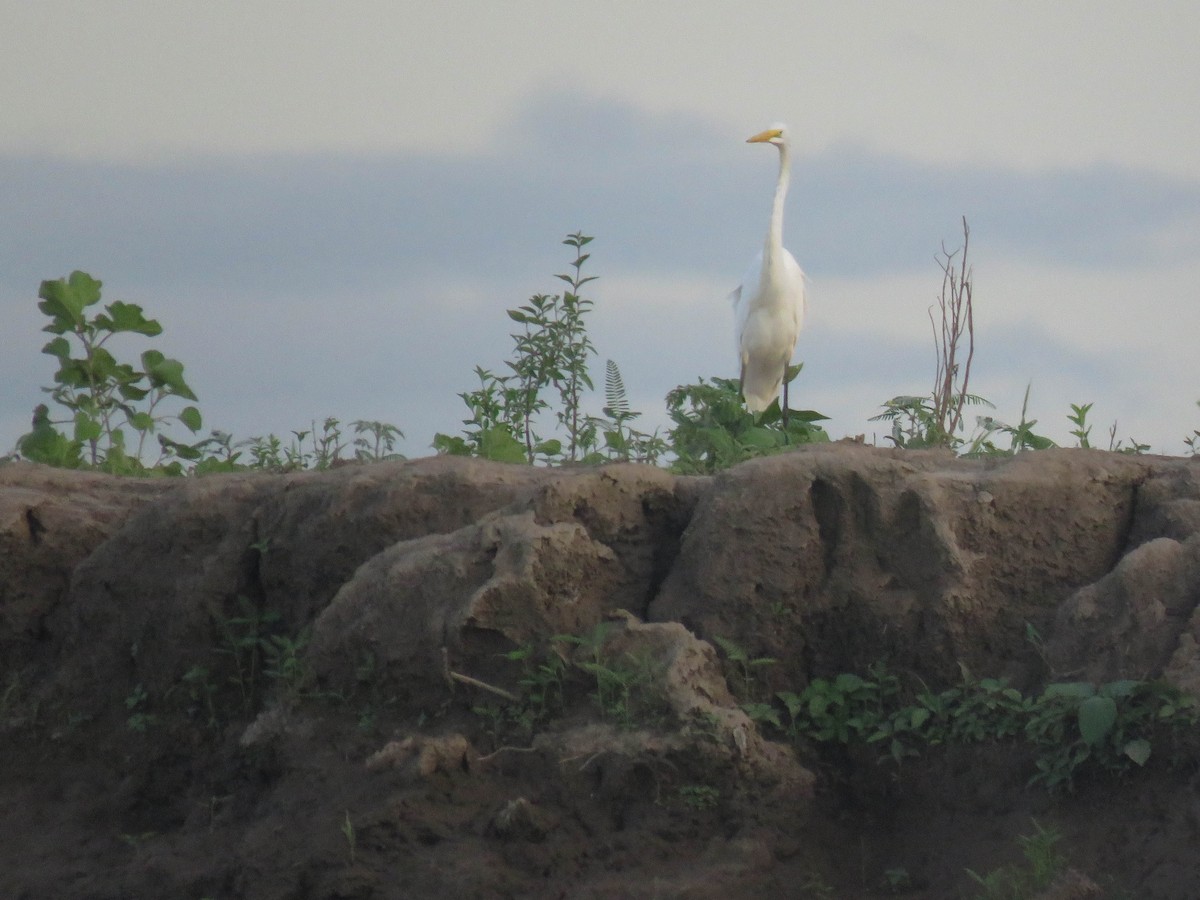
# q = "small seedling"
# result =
<box><xmin>880</xmin><ymin>867</ymin><xmax>913</xmax><ymax>894</ymax></box>
<box><xmin>966</xmin><ymin>820</ymin><xmax>1064</xmax><ymax>898</ymax></box>
<box><xmin>341</xmin><ymin>810</ymin><xmax>357</xmax><ymax>864</ymax></box>
<box><xmin>677</xmin><ymin>784</ymin><xmax>720</xmax><ymax>810</ymax></box>
<box><xmin>712</xmin><ymin>634</ymin><xmax>778</xmax><ymax>703</ymax></box>
<box><xmin>124</xmin><ymin>683</ymin><xmax>156</xmax><ymax>732</ymax></box>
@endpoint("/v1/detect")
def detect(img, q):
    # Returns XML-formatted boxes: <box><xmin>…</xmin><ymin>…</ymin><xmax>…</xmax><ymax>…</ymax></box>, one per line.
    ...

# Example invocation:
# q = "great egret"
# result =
<box><xmin>732</xmin><ymin>123</ymin><xmax>805</xmax><ymax>427</ymax></box>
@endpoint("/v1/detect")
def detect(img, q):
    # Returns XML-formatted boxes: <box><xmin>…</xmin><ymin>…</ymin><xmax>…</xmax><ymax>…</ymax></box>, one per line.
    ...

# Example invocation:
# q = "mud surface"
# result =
<box><xmin>3</xmin><ymin>447</ymin><xmax>1200</xmax><ymax>898</ymax></box>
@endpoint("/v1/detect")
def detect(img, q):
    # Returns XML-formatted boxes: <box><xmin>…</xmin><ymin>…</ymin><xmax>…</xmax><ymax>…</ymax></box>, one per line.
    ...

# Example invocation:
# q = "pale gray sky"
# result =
<box><xmin>3</xmin><ymin>1</ymin><xmax>1199</xmax><ymax>457</ymax></box>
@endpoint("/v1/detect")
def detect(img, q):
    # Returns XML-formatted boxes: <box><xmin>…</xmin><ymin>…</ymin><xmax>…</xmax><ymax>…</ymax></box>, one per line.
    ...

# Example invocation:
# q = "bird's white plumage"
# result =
<box><xmin>733</xmin><ymin>124</ymin><xmax>806</xmax><ymax>414</ymax></box>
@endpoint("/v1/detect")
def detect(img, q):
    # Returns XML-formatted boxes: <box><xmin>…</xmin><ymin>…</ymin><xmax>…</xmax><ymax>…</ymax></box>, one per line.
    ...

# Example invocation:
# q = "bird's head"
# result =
<box><xmin>746</xmin><ymin>124</ymin><xmax>788</xmax><ymax>147</ymax></box>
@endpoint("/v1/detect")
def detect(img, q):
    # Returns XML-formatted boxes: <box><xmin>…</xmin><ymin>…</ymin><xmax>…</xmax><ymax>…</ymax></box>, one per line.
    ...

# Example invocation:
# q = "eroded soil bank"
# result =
<box><xmin>3</xmin><ymin>446</ymin><xmax>1200</xmax><ymax>898</ymax></box>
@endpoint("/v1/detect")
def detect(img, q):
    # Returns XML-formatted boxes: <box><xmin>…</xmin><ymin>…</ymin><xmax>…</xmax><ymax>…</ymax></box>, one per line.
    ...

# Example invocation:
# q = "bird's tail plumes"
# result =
<box><xmin>740</xmin><ymin>357</ymin><xmax>785</xmax><ymax>414</ymax></box>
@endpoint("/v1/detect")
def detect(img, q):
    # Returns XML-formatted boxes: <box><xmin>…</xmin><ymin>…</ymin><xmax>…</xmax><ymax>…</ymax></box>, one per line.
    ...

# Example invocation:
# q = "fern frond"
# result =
<box><xmin>604</xmin><ymin>359</ymin><xmax>630</xmax><ymax>418</ymax></box>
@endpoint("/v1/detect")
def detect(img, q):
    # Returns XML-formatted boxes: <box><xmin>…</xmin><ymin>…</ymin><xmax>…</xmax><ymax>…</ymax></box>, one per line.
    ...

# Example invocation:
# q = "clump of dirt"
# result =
<box><xmin>3</xmin><ymin>448</ymin><xmax>1200</xmax><ymax>898</ymax></box>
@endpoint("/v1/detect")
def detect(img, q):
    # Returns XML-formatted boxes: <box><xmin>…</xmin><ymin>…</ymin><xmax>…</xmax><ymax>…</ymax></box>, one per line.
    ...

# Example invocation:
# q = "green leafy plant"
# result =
<box><xmin>677</xmin><ymin>784</ymin><xmax>720</xmax><ymax>810</ymax></box>
<box><xmin>1185</xmin><ymin>402</ymin><xmax>1200</xmax><ymax>456</ymax></box>
<box><xmin>974</xmin><ymin>384</ymin><xmax>1057</xmax><ymax>454</ymax></box>
<box><xmin>551</xmin><ymin>232</ymin><xmax>600</xmax><ymax>460</ymax></box>
<box><xmin>1023</xmin><ymin>679</ymin><xmax>1172</xmax><ymax>790</ymax></box>
<box><xmin>871</xmin><ymin>392</ymin><xmax>995</xmax><ymax>452</ymax></box>
<box><xmin>169</xmin><ymin>665</ymin><xmax>220</xmax><ymax>730</ymax></box>
<box><xmin>262</xmin><ymin>627</ymin><xmax>315</xmax><ymax>706</ymax></box>
<box><xmin>470</xmin><ymin>641</ymin><xmax>571</xmax><ymax>746</ymax></box>
<box><xmin>767</xmin><ymin>665</ymin><xmax>1197</xmax><ymax>792</ymax></box>
<box><xmin>666</xmin><ymin>372</ymin><xmax>829</xmax><ymax>474</ymax></box>
<box><xmin>214</xmin><ymin>595</ymin><xmax>282</xmax><ymax>713</ymax></box>
<box><xmin>588</xmin><ymin>359</ymin><xmax>668</xmax><ymax>464</ymax></box>
<box><xmin>966</xmin><ymin>820</ymin><xmax>1065</xmax><ymax>899</ymax></box>
<box><xmin>777</xmin><ymin>666</ymin><xmax>901</xmax><ymax>747</ymax></box>
<box><xmin>124</xmin><ymin>683</ymin><xmax>157</xmax><ymax>732</ymax></box>
<box><xmin>880</xmin><ymin>867</ymin><xmax>913</xmax><ymax>894</ymax></box>
<box><xmin>1067</xmin><ymin>402</ymin><xmax>1094</xmax><ymax>448</ymax></box>
<box><xmin>554</xmin><ymin>622</ymin><xmax>667</xmax><ymax>728</ymax></box>
<box><xmin>341</xmin><ymin>810</ymin><xmax>357</xmax><ymax>864</ymax></box>
<box><xmin>351</xmin><ymin>419</ymin><xmax>405</xmax><ymax>461</ymax></box>
<box><xmin>26</xmin><ymin>271</ymin><xmax>202</xmax><ymax>472</ymax></box>
<box><xmin>248</xmin><ymin>417</ymin><xmax>348</xmax><ymax>471</ymax></box>
<box><xmin>712</xmin><ymin>635</ymin><xmax>778</xmax><ymax>704</ymax></box>
<box><xmin>435</xmin><ymin>232</ymin><xmax>599</xmax><ymax>464</ymax></box>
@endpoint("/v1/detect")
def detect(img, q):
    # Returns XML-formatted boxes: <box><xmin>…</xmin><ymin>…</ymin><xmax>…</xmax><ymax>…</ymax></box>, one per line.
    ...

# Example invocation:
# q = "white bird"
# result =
<box><xmin>732</xmin><ymin>123</ymin><xmax>806</xmax><ymax>427</ymax></box>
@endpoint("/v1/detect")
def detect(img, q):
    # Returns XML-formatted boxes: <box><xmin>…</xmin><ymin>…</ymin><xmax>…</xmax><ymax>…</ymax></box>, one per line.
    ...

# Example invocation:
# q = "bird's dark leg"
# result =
<box><xmin>782</xmin><ymin>370</ymin><xmax>790</xmax><ymax>438</ymax></box>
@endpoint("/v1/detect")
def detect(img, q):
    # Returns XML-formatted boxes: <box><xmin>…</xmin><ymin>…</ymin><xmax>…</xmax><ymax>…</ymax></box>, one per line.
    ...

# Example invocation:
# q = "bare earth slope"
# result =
<box><xmin>2</xmin><ymin>446</ymin><xmax>1199</xmax><ymax>898</ymax></box>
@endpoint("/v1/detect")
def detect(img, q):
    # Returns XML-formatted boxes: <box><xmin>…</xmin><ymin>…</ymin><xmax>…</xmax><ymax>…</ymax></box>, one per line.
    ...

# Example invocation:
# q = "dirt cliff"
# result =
<box><xmin>2</xmin><ymin>446</ymin><xmax>1199</xmax><ymax>898</ymax></box>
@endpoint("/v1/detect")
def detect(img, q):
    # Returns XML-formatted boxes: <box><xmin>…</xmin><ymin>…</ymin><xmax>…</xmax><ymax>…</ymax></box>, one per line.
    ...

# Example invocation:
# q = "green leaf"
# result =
<box><xmin>742</xmin><ymin>426</ymin><xmax>781</xmax><ymax>450</ymax></box>
<box><xmin>118</xmin><ymin>382</ymin><xmax>151</xmax><ymax>402</ymax></box>
<box><xmin>1123</xmin><ymin>738</ymin><xmax>1151</xmax><ymax>766</ymax></box>
<box><xmin>88</xmin><ymin>346</ymin><xmax>121</xmax><ymax>382</ymax></box>
<box><xmin>128</xmin><ymin>411</ymin><xmax>155</xmax><ymax>432</ymax></box>
<box><xmin>1077</xmin><ymin>695</ymin><xmax>1117</xmax><ymax>746</ymax></box>
<box><xmin>95</xmin><ymin>301</ymin><xmax>163</xmax><ymax>336</ymax></box>
<box><xmin>834</xmin><ymin>673</ymin><xmax>866</xmax><ymax>693</ymax></box>
<box><xmin>478</xmin><ymin>426</ymin><xmax>527</xmax><ymax>463</ymax></box>
<box><xmin>179</xmin><ymin>405</ymin><xmax>203</xmax><ymax>432</ymax></box>
<box><xmin>73</xmin><ymin>412</ymin><xmax>102</xmax><ymax>443</ymax></box>
<box><xmin>41</xmin><ymin>336</ymin><xmax>72</xmax><ymax>360</ymax></box>
<box><xmin>788</xmin><ymin>408</ymin><xmax>831</xmax><ymax>424</ymax></box>
<box><xmin>141</xmin><ymin>350</ymin><xmax>198</xmax><ymax>400</ymax></box>
<box><xmin>433</xmin><ymin>433</ymin><xmax>472</xmax><ymax>456</ymax></box>
<box><xmin>37</xmin><ymin>271</ymin><xmax>102</xmax><ymax>332</ymax></box>
<box><xmin>776</xmin><ymin>691</ymin><xmax>803</xmax><ymax>719</ymax></box>
<box><xmin>159</xmin><ymin>434</ymin><xmax>204</xmax><ymax>461</ymax></box>
<box><xmin>17</xmin><ymin>405</ymin><xmax>83</xmax><ymax>467</ymax></box>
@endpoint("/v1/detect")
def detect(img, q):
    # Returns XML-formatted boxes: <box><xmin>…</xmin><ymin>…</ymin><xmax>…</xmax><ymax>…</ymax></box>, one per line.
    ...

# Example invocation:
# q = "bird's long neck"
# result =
<box><xmin>764</xmin><ymin>142</ymin><xmax>790</xmax><ymax>270</ymax></box>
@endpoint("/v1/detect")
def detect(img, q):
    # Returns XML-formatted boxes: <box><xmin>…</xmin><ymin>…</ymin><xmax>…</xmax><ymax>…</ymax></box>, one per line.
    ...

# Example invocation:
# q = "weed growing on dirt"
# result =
<box><xmin>262</xmin><ymin>627</ymin><xmax>316</xmax><ymax>706</ymax></box>
<box><xmin>966</xmin><ymin>820</ymin><xmax>1065</xmax><ymax>899</ymax></box>
<box><xmin>13</xmin><ymin>272</ymin><xmax>407</xmax><ymax>474</ymax></box>
<box><xmin>341</xmin><ymin>810</ymin><xmax>357</xmax><ymax>864</ymax></box>
<box><xmin>555</xmin><ymin>622</ymin><xmax>669</xmax><ymax>728</ymax></box>
<box><xmin>434</xmin><ymin>233</ymin><xmax>668</xmax><ymax>465</ymax></box>
<box><xmin>764</xmin><ymin>666</ymin><xmax>1199</xmax><ymax>791</ymax></box>
<box><xmin>665</xmin><ymin>372</ymin><xmax>830</xmax><ymax>474</ymax></box>
<box><xmin>182</xmin><ymin>591</ymin><xmax>323</xmax><ymax>720</ymax></box>
<box><xmin>170</xmin><ymin>665</ymin><xmax>220</xmax><ymax>730</ymax></box>
<box><xmin>434</xmin><ymin>233</ymin><xmax>597</xmax><ymax>463</ymax></box>
<box><xmin>581</xmin><ymin>649</ymin><xmax>667</xmax><ymax>728</ymax></box>
<box><xmin>880</xmin><ymin>867</ymin><xmax>913</xmax><ymax>894</ymax></box>
<box><xmin>593</xmin><ymin>358</ymin><xmax>670</xmax><ymax>463</ymax></box>
<box><xmin>15</xmin><ymin>225</ymin><xmax>1181</xmax><ymax>475</ymax></box>
<box><xmin>25</xmin><ymin>271</ymin><xmax>203</xmax><ymax>472</ymax></box>
<box><xmin>677</xmin><ymin>784</ymin><xmax>720</xmax><ymax>810</ymax></box>
<box><xmin>124</xmin><ymin>683</ymin><xmax>156</xmax><ymax>733</ymax></box>
<box><xmin>467</xmin><ymin>624</ymin><xmax>672</xmax><ymax>744</ymax></box>
<box><xmin>242</xmin><ymin>417</ymin><xmax>405</xmax><ymax>471</ymax></box>
<box><xmin>215</xmin><ymin>596</ymin><xmax>281</xmax><ymax>713</ymax></box>
<box><xmin>777</xmin><ymin>665</ymin><xmax>901</xmax><ymax>748</ymax></box>
<box><xmin>712</xmin><ymin>635</ymin><xmax>778</xmax><ymax>703</ymax></box>
<box><xmin>796</xmin><ymin>874</ymin><xmax>838</xmax><ymax>899</ymax></box>
<box><xmin>470</xmin><ymin>642</ymin><xmax>569</xmax><ymax>745</ymax></box>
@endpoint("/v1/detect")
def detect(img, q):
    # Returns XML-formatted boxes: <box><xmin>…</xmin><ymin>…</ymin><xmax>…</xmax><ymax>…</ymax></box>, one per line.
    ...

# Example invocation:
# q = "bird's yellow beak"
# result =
<box><xmin>746</xmin><ymin>128</ymin><xmax>782</xmax><ymax>143</ymax></box>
